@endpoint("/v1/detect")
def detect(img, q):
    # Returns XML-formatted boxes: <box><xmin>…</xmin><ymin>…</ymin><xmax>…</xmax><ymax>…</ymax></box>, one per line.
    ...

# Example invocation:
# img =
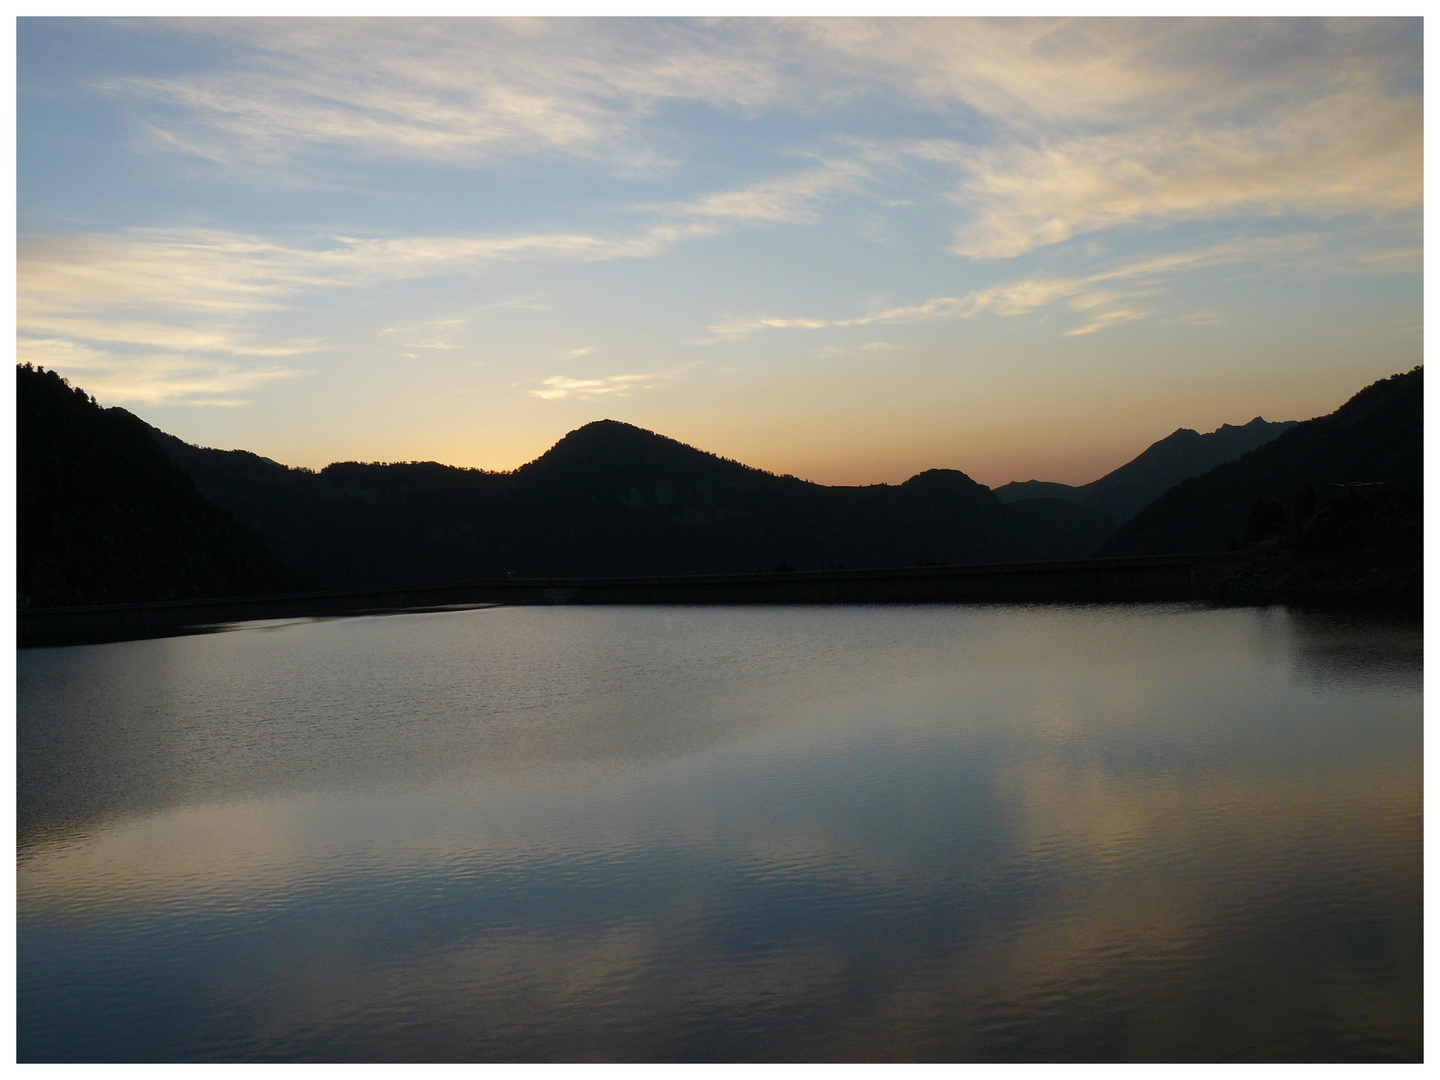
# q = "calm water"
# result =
<box><xmin>17</xmin><ymin>603</ymin><xmax>1422</xmax><ymax>1061</ymax></box>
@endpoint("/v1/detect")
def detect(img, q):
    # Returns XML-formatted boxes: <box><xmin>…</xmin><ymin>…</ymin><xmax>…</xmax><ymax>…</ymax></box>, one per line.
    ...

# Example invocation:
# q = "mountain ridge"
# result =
<box><xmin>1100</xmin><ymin>367</ymin><xmax>1421</xmax><ymax>559</ymax></box>
<box><xmin>17</xmin><ymin>364</ymin><xmax>308</xmax><ymax>606</ymax></box>
<box><xmin>995</xmin><ymin>416</ymin><xmax>1297</xmax><ymax>527</ymax></box>
<box><xmin>20</xmin><ymin>363</ymin><xmax>1418</xmax><ymax>606</ymax></box>
<box><xmin>153</xmin><ymin>417</ymin><xmax>1112</xmax><ymax>590</ymax></box>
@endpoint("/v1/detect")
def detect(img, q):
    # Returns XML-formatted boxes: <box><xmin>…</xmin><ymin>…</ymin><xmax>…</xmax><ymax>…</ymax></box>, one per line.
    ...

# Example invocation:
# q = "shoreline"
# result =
<box><xmin>18</xmin><ymin>553</ymin><xmax>1254</xmax><ymax>648</ymax></box>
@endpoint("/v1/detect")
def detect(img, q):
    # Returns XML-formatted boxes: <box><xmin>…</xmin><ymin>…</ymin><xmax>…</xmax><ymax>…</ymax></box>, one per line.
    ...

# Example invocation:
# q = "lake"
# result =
<box><xmin>16</xmin><ymin>603</ymin><xmax>1422</xmax><ymax>1061</ymax></box>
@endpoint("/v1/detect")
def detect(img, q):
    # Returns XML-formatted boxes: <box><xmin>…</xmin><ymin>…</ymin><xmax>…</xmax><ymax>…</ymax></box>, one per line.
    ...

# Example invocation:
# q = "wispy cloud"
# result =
<box><xmin>16</xmin><ymin>337</ymin><xmax>296</xmax><ymax>407</ymax></box>
<box><xmin>944</xmin><ymin>95</ymin><xmax>1421</xmax><ymax>258</ymax></box>
<box><xmin>21</xmin><ymin>18</ymin><xmax>1420</xmax><ymax>422</ymax></box>
<box><xmin>18</xmin><ymin>314</ymin><xmax>315</xmax><ymax>357</ymax></box>
<box><xmin>99</xmin><ymin>19</ymin><xmax>831</xmax><ymax>177</ymax></box>
<box><xmin>15</xmin><ymin>218</ymin><xmax>719</xmax><ymax>402</ymax></box>
<box><xmin>529</xmin><ymin>372</ymin><xmax>667</xmax><ymax>400</ymax></box>
<box><xmin>65</xmin><ymin>20</ymin><xmax>1420</xmax><ymax>292</ymax></box>
<box><xmin>823</xmin><ymin>21</ymin><xmax>1422</xmax><ymax>258</ymax></box>
<box><xmin>1064</xmin><ymin>308</ymin><xmax>1147</xmax><ymax>337</ymax></box>
<box><xmin>18</xmin><ymin>228</ymin><xmax>341</xmax><ymax>314</ymax></box>
<box><xmin>98</xmin><ymin>18</ymin><xmax>1419</xmax><ymax>244</ymax></box>
<box><xmin>707</xmin><ymin>236</ymin><xmax>1321</xmax><ymax>340</ymax></box>
<box><xmin>643</xmin><ymin>157</ymin><xmax>872</xmax><ymax>227</ymax></box>
<box><xmin>16</xmin><ymin>228</ymin><xmax>324</xmax><ymax>405</ymax></box>
<box><xmin>17</xmin><ymin>216</ymin><xmax>753</xmax><ymax>322</ymax></box>
<box><xmin>1178</xmin><ymin>309</ymin><xmax>1225</xmax><ymax>327</ymax></box>
<box><xmin>17</xmin><ymin>155</ymin><xmax>869</xmax><ymax>401</ymax></box>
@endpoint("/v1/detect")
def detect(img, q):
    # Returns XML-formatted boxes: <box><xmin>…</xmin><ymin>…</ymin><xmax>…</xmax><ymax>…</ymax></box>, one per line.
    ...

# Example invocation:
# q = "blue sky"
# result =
<box><xmin>17</xmin><ymin>18</ymin><xmax>1422</xmax><ymax>486</ymax></box>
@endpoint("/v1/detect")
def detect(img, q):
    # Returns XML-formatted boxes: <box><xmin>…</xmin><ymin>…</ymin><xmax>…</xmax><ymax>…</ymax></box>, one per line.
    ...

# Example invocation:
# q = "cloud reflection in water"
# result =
<box><xmin>18</xmin><ymin>604</ymin><xmax>1421</xmax><ymax>1060</ymax></box>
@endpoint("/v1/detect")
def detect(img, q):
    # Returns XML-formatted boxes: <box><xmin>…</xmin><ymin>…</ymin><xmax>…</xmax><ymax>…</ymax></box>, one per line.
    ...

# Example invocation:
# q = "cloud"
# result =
<box><xmin>96</xmin><ymin>21</ymin><xmax>1418</xmax><ymax>215</ymax></box>
<box><xmin>1064</xmin><ymin>308</ymin><xmax>1147</xmax><ymax>337</ymax></box>
<box><xmin>23</xmin><ymin>19</ymin><xmax>1419</xmax><ymax>411</ymax></box>
<box><xmin>792</xmin><ymin>23</ymin><xmax>1423</xmax><ymax>259</ymax></box>
<box><xmin>833</xmin><ymin>21</ymin><xmax>1421</xmax><ymax>259</ymax></box>
<box><xmin>946</xmin><ymin>93</ymin><xmax>1422</xmax><ymax>258</ymax></box>
<box><xmin>18</xmin><ymin>228</ymin><xmax>341</xmax><ymax>314</ymax></box>
<box><xmin>14</xmin><ymin>152</ymin><xmax>858</xmax><ymax>408</ymax></box>
<box><xmin>15</xmin><ymin>228</ymin><xmax>344</xmax><ymax>404</ymax></box>
<box><xmin>16</xmin><ymin>159</ymin><xmax>858</xmax><ymax>386</ymax></box>
<box><xmin>488</xmin><ymin>294</ymin><xmax>551</xmax><ymax>311</ymax></box>
<box><xmin>16</xmin><ymin>229</ymin><xmax>322</xmax><ymax>405</ymax></box>
<box><xmin>77</xmin><ymin>18</ymin><xmax>1419</xmax><ymax>279</ymax></box>
<box><xmin>18</xmin><ymin>314</ymin><xmax>315</xmax><ymax>357</ymax></box>
<box><xmin>811</xmin><ymin>19</ymin><xmax>1419</xmax><ymax>134</ymax></box>
<box><xmin>98</xmin><ymin>19</ymin><xmax>828</xmax><ymax>176</ymax></box>
<box><xmin>15</xmin><ymin>221</ymin><xmax>705</xmax><ymax>403</ymax></box>
<box><xmin>17</xmin><ymin>222</ymin><xmax>729</xmax><ymax>321</ymax></box>
<box><xmin>708</xmin><ymin>235</ymin><xmax>1322</xmax><ymax>340</ymax></box>
<box><xmin>1178</xmin><ymin>310</ymin><xmax>1224</xmax><ymax>326</ymax></box>
<box><xmin>528</xmin><ymin>365</ymin><xmax>695</xmax><ymax>400</ymax></box>
<box><xmin>17</xmin><ymin>337</ymin><xmax>297</xmax><ymax>407</ymax></box>
<box><xmin>644</xmin><ymin>156</ymin><xmax>872</xmax><ymax>227</ymax></box>
<box><xmin>529</xmin><ymin>373</ymin><xmax>665</xmax><ymax>400</ymax></box>
<box><xmin>69</xmin><ymin>20</ymin><xmax>1420</xmax><ymax>281</ymax></box>
<box><xmin>565</xmin><ymin>346</ymin><xmax>595</xmax><ymax>359</ymax></box>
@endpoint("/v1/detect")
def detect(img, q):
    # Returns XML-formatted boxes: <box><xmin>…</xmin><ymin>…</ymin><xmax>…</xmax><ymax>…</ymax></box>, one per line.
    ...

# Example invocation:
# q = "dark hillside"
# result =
<box><xmin>996</xmin><ymin>417</ymin><xmax>1295</xmax><ymax>528</ymax></box>
<box><xmin>1206</xmin><ymin>485</ymin><xmax>1421</xmax><ymax>606</ymax></box>
<box><xmin>155</xmin><ymin>418</ymin><xmax>1113</xmax><ymax>590</ymax></box>
<box><xmin>156</xmin><ymin>433</ymin><xmax>505</xmax><ymax>592</ymax></box>
<box><xmin>996</xmin><ymin>480</ymin><xmax>1077</xmax><ymax>503</ymax></box>
<box><xmin>21</xmin><ymin>363</ymin><xmax>1416</xmax><ymax>606</ymax></box>
<box><xmin>1099</xmin><ymin>367</ymin><xmax>1421</xmax><ymax>559</ymax></box>
<box><xmin>17</xmin><ymin>364</ymin><xmax>307</xmax><ymax>607</ymax></box>
<box><xmin>1081</xmin><ymin>417</ymin><xmax>1298</xmax><ymax>525</ymax></box>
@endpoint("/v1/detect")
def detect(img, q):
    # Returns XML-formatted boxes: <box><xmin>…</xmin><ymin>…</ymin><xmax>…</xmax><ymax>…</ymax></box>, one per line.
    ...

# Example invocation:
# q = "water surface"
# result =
<box><xmin>17</xmin><ymin>603</ymin><xmax>1422</xmax><ymax>1061</ymax></box>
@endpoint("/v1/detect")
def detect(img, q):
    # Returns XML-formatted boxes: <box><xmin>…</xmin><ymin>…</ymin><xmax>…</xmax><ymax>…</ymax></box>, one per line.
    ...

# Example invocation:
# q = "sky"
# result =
<box><xmin>16</xmin><ymin>17</ymin><xmax>1423</xmax><ymax>488</ymax></box>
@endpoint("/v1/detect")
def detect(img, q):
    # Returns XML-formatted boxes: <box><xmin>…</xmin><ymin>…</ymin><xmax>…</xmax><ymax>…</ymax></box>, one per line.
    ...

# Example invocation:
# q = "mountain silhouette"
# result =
<box><xmin>17</xmin><ymin>364</ymin><xmax>307</xmax><ymax>607</ymax></box>
<box><xmin>155</xmin><ymin>418</ymin><xmax>1114</xmax><ymax>590</ymax></box>
<box><xmin>995</xmin><ymin>417</ymin><xmax>1296</xmax><ymax>527</ymax></box>
<box><xmin>1099</xmin><ymin>367</ymin><xmax>1421</xmax><ymax>559</ymax></box>
<box><xmin>21</xmin><ymin>362</ymin><xmax>1418</xmax><ymax>608</ymax></box>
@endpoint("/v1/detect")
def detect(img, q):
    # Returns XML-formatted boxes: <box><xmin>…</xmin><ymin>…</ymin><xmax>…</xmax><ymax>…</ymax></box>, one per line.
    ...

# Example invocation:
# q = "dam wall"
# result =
<box><xmin>18</xmin><ymin>553</ymin><xmax>1248</xmax><ymax>648</ymax></box>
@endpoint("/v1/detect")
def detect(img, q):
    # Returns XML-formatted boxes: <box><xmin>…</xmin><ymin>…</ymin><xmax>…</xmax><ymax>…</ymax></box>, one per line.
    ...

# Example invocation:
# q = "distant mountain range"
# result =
<box><xmin>995</xmin><ymin>417</ymin><xmax>1297</xmax><ymax>527</ymax></box>
<box><xmin>153</xmin><ymin>419</ymin><xmax>1114</xmax><ymax>590</ymax></box>
<box><xmin>1101</xmin><ymin>366</ymin><xmax>1421</xmax><ymax>558</ymax></box>
<box><xmin>16</xmin><ymin>363</ymin><xmax>1421</xmax><ymax>606</ymax></box>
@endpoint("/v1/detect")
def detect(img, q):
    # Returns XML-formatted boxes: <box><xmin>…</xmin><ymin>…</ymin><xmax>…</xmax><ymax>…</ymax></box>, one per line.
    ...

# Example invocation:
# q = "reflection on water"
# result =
<box><xmin>1283</xmin><ymin>608</ymin><xmax>1425</xmax><ymax>692</ymax></box>
<box><xmin>17</xmin><ymin>604</ymin><xmax>1422</xmax><ymax>1061</ymax></box>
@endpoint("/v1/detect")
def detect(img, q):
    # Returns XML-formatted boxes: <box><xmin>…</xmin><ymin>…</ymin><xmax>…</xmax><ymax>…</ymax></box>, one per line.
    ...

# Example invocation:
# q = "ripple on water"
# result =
<box><xmin>17</xmin><ymin>604</ymin><xmax>1422</xmax><ymax>1061</ymax></box>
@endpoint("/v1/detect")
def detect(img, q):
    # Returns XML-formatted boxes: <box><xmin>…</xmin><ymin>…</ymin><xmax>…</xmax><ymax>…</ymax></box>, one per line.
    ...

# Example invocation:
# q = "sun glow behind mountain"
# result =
<box><xmin>17</xmin><ymin>18</ymin><xmax>1421</xmax><ymax>488</ymax></box>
